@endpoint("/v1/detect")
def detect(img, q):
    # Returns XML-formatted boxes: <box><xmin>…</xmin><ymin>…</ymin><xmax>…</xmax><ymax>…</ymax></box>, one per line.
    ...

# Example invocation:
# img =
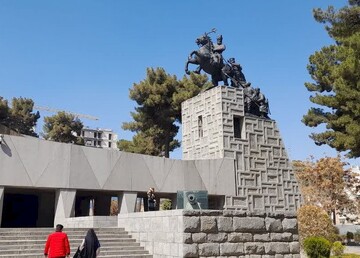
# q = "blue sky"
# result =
<box><xmin>1</xmin><ymin>0</ymin><xmax>358</xmax><ymax>165</ymax></box>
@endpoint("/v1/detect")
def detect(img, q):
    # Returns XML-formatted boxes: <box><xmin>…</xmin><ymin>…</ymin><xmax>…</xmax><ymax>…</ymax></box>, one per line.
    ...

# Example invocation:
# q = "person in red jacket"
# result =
<box><xmin>44</xmin><ymin>224</ymin><xmax>70</xmax><ymax>258</ymax></box>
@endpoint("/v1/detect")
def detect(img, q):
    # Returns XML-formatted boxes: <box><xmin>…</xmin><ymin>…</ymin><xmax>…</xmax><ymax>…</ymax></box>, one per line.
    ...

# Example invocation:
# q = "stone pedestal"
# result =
<box><xmin>182</xmin><ymin>87</ymin><xmax>301</xmax><ymax>212</ymax></box>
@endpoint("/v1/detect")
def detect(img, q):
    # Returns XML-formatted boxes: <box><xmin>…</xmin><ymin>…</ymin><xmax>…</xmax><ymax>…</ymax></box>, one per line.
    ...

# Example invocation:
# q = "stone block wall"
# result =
<box><xmin>117</xmin><ymin>210</ymin><xmax>300</xmax><ymax>258</ymax></box>
<box><xmin>182</xmin><ymin>87</ymin><xmax>301</xmax><ymax>212</ymax></box>
<box><xmin>182</xmin><ymin>210</ymin><xmax>299</xmax><ymax>257</ymax></box>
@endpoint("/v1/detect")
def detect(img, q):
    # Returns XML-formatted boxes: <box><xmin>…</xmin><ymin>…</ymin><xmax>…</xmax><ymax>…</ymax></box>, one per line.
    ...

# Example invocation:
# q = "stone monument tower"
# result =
<box><xmin>182</xmin><ymin>86</ymin><xmax>301</xmax><ymax>212</ymax></box>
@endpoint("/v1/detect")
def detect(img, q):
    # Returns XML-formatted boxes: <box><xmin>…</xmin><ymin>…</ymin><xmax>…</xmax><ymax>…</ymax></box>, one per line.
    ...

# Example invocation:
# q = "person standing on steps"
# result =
<box><xmin>44</xmin><ymin>224</ymin><xmax>70</xmax><ymax>258</ymax></box>
<box><xmin>78</xmin><ymin>228</ymin><xmax>101</xmax><ymax>258</ymax></box>
<box><xmin>147</xmin><ymin>187</ymin><xmax>157</xmax><ymax>211</ymax></box>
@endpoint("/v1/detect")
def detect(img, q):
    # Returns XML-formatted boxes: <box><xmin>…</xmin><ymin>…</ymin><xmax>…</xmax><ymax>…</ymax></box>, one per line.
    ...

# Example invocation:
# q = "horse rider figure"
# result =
<box><xmin>193</xmin><ymin>34</ymin><xmax>212</xmax><ymax>74</ymax></box>
<box><xmin>185</xmin><ymin>29</ymin><xmax>230</xmax><ymax>86</ymax></box>
<box><xmin>211</xmin><ymin>35</ymin><xmax>226</xmax><ymax>67</ymax></box>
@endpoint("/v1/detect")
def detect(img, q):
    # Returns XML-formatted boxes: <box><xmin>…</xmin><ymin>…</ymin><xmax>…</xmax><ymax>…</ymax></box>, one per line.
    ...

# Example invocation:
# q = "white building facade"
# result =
<box><xmin>81</xmin><ymin>128</ymin><xmax>118</xmax><ymax>149</ymax></box>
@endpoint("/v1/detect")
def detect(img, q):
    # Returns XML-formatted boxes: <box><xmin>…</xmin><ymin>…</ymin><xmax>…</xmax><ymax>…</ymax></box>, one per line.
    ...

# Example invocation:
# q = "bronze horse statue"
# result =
<box><xmin>185</xmin><ymin>32</ymin><xmax>228</xmax><ymax>86</ymax></box>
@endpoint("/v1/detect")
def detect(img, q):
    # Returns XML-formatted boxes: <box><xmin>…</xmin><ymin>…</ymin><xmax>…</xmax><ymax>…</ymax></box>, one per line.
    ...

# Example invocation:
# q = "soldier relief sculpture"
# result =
<box><xmin>185</xmin><ymin>29</ymin><xmax>270</xmax><ymax>119</ymax></box>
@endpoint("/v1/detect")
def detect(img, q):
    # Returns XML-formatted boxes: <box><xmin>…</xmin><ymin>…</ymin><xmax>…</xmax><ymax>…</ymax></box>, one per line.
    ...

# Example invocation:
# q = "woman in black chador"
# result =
<box><xmin>79</xmin><ymin>228</ymin><xmax>100</xmax><ymax>258</ymax></box>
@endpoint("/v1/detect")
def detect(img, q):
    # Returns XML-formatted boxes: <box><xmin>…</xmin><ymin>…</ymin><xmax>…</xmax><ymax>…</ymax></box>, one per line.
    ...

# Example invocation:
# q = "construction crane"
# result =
<box><xmin>34</xmin><ymin>105</ymin><xmax>99</xmax><ymax>121</ymax></box>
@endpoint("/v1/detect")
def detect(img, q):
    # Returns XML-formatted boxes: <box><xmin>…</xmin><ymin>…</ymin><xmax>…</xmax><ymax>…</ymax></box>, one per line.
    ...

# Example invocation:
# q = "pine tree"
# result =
<box><xmin>43</xmin><ymin>111</ymin><xmax>83</xmax><ymax>144</ymax></box>
<box><xmin>0</xmin><ymin>97</ymin><xmax>10</xmax><ymax>122</ymax></box>
<box><xmin>0</xmin><ymin>97</ymin><xmax>40</xmax><ymax>137</ymax></box>
<box><xmin>303</xmin><ymin>1</ymin><xmax>360</xmax><ymax>158</ymax></box>
<box><xmin>119</xmin><ymin>68</ymin><xmax>210</xmax><ymax>157</ymax></box>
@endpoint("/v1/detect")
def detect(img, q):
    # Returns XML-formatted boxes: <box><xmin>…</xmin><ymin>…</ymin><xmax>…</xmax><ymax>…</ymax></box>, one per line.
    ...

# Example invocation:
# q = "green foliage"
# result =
<box><xmin>0</xmin><ymin>97</ymin><xmax>9</xmax><ymax>121</ymax></box>
<box><xmin>117</xmin><ymin>133</ymin><xmax>161</xmax><ymax>156</ymax></box>
<box><xmin>347</xmin><ymin>231</ymin><xmax>354</xmax><ymax>239</ymax></box>
<box><xmin>0</xmin><ymin>96</ymin><xmax>40</xmax><ymax>137</ymax></box>
<box><xmin>332</xmin><ymin>254</ymin><xmax>360</xmax><ymax>258</ymax></box>
<box><xmin>9</xmin><ymin>97</ymin><xmax>40</xmax><ymax>137</ymax></box>
<box><xmin>304</xmin><ymin>236</ymin><xmax>332</xmax><ymax>258</ymax></box>
<box><xmin>303</xmin><ymin>2</ymin><xmax>360</xmax><ymax>158</ymax></box>
<box><xmin>43</xmin><ymin>111</ymin><xmax>83</xmax><ymax>144</ymax></box>
<box><xmin>331</xmin><ymin>241</ymin><xmax>345</xmax><ymax>257</ymax></box>
<box><xmin>298</xmin><ymin>205</ymin><xmax>340</xmax><ymax>244</ymax></box>
<box><xmin>119</xmin><ymin>68</ymin><xmax>210</xmax><ymax>157</ymax></box>
<box><xmin>160</xmin><ymin>199</ymin><xmax>172</xmax><ymax>210</ymax></box>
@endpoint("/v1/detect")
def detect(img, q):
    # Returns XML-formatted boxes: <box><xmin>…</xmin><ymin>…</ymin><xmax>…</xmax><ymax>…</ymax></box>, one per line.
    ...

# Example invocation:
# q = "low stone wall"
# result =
<box><xmin>182</xmin><ymin>210</ymin><xmax>300</xmax><ymax>257</ymax></box>
<box><xmin>118</xmin><ymin>210</ymin><xmax>184</xmax><ymax>257</ymax></box>
<box><xmin>118</xmin><ymin>210</ymin><xmax>300</xmax><ymax>258</ymax></box>
<box><xmin>61</xmin><ymin>216</ymin><xmax>118</xmax><ymax>228</ymax></box>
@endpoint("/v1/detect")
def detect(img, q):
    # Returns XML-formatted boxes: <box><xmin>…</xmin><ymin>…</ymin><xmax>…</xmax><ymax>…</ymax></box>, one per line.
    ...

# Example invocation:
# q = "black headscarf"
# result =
<box><xmin>83</xmin><ymin>229</ymin><xmax>100</xmax><ymax>258</ymax></box>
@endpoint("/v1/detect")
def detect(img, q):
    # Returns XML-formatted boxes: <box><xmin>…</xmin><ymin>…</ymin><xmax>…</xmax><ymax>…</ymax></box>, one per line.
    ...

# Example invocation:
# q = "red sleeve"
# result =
<box><xmin>44</xmin><ymin>234</ymin><xmax>51</xmax><ymax>255</ymax></box>
<box><xmin>65</xmin><ymin>234</ymin><xmax>70</xmax><ymax>255</ymax></box>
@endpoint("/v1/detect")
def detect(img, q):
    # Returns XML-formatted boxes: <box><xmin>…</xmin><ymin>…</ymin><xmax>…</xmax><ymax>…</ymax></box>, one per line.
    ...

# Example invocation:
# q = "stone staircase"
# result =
<box><xmin>0</xmin><ymin>228</ymin><xmax>152</xmax><ymax>258</ymax></box>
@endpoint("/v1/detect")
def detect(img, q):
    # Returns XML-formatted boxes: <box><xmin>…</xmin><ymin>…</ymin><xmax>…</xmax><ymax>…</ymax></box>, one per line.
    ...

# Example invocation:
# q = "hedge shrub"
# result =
<box><xmin>298</xmin><ymin>205</ymin><xmax>339</xmax><ymax>244</ymax></box>
<box><xmin>160</xmin><ymin>199</ymin><xmax>172</xmax><ymax>210</ymax></box>
<box><xmin>304</xmin><ymin>236</ymin><xmax>331</xmax><ymax>258</ymax></box>
<box><xmin>331</xmin><ymin>241</ymin><xmax>345</xmax><ymax>257</ymax></box>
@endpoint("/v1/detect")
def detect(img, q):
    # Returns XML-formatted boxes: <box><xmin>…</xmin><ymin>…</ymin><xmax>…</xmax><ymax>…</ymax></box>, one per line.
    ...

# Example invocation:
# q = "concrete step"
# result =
<box><xmin>0</xmin><ymin>242</ymin><xmax>141</xmax><ymax>250</ymax></box>
<box><xmin>0</xmin><ymin>228</ymin><xmax>151</xmax><ymax>258</ymax></box>
<box><xmin>0</xmin><ymin>234</ymin><xmax>132</xmax><ymax>240</ymax></box>
<box><xmin>0</xmin><ymin>231</ymin><xmax>127</xmax><ymax>236</ymax></box>
<box><xmin>0</xmin><ymin>255</ymin><xmax>152</xmax><ymax>258</ymax></box>
<box><xmin>99</xmin><ymin>256</ymin><xmax>152</xmax><ymax>258</ymax></box>
<box><xmin>0</xmin><ymin>246</ymin><xmax>147</xmax><ymax>255</ymax></box>
<box><xmin>0</xmin><ymin>228</ymin><xmax>125</xmax><ymax>234</ymax></box>
<box><xmin>0</xmin><ymin>238</ymin><xmax>137</xmax><ymax>246</ymax></box>
<box><xmin>0</xmin><ymin>235</ymin><xmax>131</xmax><ymax>244</ymax></box>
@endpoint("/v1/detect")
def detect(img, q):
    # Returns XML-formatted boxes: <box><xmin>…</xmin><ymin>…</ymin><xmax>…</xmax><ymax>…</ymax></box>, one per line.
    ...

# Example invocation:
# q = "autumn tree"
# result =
<box><xmin>119</xmin><ymin>68</ymin><xmax>210</xmax><ymax>157</ymax></box>
<box><xmin>342</xmin><ymin>166</ymin><xmax>360</xmax><ymax>216</ymax></box>
<box><xmin>110</xmin><ymin>199</ymin><xmax>119</xmax><ymax>216</ymax></box>
<box><xmin>43</xmin><ymin>111</ymin><xmax>84</xmax><ymax>144</ymax></box>
<box><xmin>298</xmin><ymin>205</ymin><xmax>339</xmax><ymax>244</ymax></box>
<box><xmin>293</xmin><ymin>156</ymin><xmax>352</xmax><ymax>224</ymax></box>
<box><xmin>0</xmin><ymin>96</ymin><xmax>40</xmax><ymax>137</ymax></box>
<box><xmin>303</xmin><ymin>1</ymin><xmax>360</xmax><ymax>158</ymax></box>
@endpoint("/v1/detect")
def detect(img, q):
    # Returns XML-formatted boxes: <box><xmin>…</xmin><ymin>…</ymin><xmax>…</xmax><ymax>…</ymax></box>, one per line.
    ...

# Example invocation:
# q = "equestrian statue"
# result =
<box><xmin>185</xmin><ymin>29</ymin><xmax>228</xmax><ymax>87</ymax></box>
<box><xmin>185</xmin><ymin>29</ymin><xmax>270</xmax><ymax>119</ymax></box>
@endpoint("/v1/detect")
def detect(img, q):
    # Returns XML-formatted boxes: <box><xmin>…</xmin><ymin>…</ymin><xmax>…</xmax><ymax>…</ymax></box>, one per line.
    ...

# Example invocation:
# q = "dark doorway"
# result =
<box><xmin>2</xmin><ymin>193</ymin><xmax>38</xmax><ymax>227</ymax></box>
<box><xmin>75</xmin><ymin>191</ymin><xmax>114</xmax><ymax>217</ymax></box>
<box><xmin>1</xmin><ymin>189</ymin><xmax>55</xmax><ymax>228</ymax></box>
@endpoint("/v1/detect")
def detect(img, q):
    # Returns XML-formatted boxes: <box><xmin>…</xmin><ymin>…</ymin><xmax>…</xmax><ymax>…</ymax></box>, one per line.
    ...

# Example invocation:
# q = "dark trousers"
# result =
<box><xmin>148</xmin><ymin>200</ymin><xmax>155</xmax><ymax>211</ymax></box>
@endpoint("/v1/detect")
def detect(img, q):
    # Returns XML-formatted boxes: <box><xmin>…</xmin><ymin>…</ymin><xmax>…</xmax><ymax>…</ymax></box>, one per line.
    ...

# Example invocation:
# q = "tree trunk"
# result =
<box><xmin>164</xmin><ymin>125</ymin><xmax>170</xmax><ymax>158</ymax></box>
<box><xmin>332</xmin><ymin>209</ymin><xmax>336</xmax><ymax>225</ymax></box>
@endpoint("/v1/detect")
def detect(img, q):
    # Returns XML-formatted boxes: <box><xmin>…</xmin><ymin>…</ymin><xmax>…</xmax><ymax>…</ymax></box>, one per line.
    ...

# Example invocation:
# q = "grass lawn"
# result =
<box><xmin>331</xmin><ymin>254</ymin><xmax>360</xmax><ymax>258</ymax></box>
